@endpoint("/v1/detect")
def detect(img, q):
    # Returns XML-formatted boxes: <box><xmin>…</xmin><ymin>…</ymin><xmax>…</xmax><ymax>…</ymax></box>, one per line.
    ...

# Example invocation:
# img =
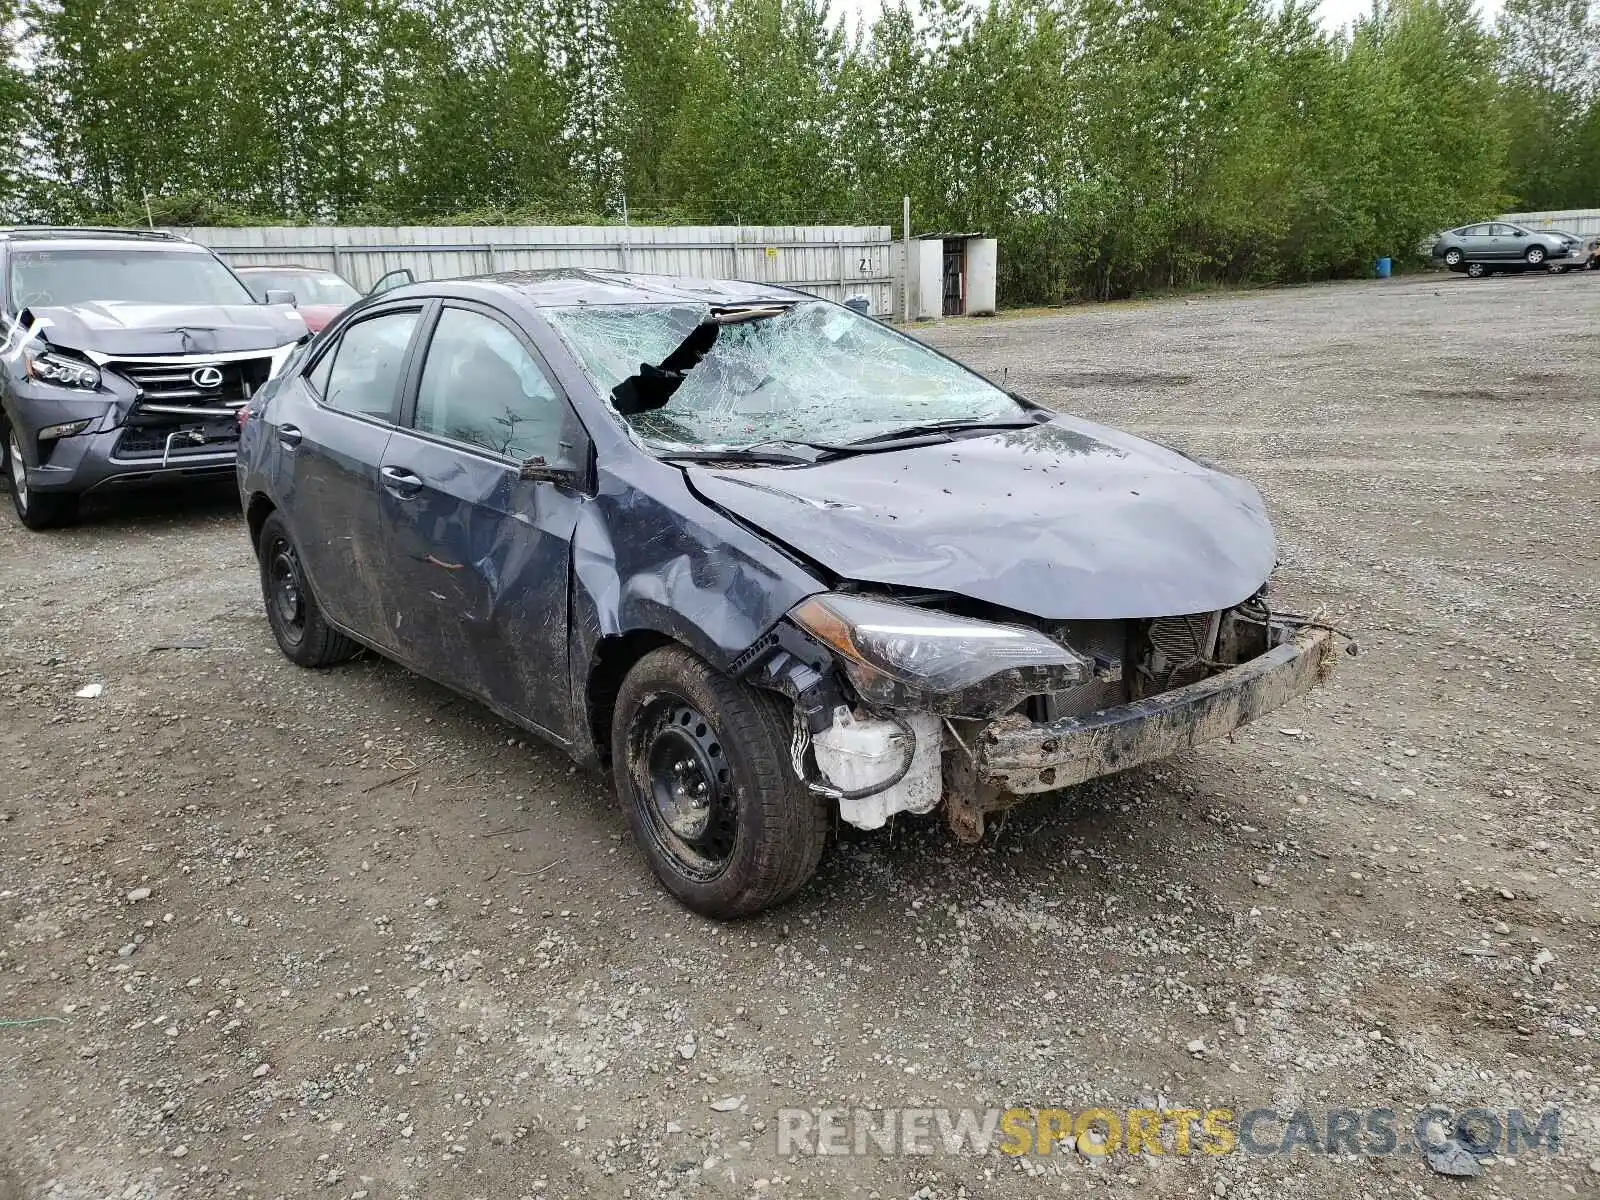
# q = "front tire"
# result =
<box><xmin>1466</xmin><ymin>261</ymin><xmax>1486</xmax><ymax>278</ymax></box>
<box><xmin>612</xmin><ymin>645</ymin><xmax>827</xmax><ymax>918</ymax></box>
<box><xmin>256</xmin><ymin>511</ymin><xmax>358</xmax><ymax>667</ymax></box>
<box><xmin>4</xmin><ymin>424</ymin><xmax>78</xmax><ymax>531</ymax></box>
<box><xmin>1525</xmin><ymin>245</ymin><xmax>1546</xmax><ymax>266</ymax></box>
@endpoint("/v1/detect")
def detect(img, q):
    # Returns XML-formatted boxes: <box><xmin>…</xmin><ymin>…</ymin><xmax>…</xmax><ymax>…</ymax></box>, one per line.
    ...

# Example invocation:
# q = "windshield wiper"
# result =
<box><xmin>808</xmin><ymin>415</ymin><xmax>1049</xmax><ymax>459</ymax></box>
<box><xmin>837</xmin><ymin>414</ymin><xmax>1047</xmax><ymax>448</ymax></box>
<box><xmin>655</xmin><ymin>447</ymin><xmax>814</xmax><ymax>466</ymax></box>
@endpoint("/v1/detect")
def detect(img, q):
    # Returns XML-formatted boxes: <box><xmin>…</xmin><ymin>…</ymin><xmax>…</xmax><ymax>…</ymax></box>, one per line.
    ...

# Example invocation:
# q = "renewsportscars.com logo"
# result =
<box><xmin>774</xmin><ymin>1105</ymin><xmax>1562</xmax><ymax>1159</ymax></box>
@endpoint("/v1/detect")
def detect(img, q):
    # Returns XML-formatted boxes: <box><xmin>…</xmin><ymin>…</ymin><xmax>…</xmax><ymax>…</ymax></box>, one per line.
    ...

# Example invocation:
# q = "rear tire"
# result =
<box><xmin>4</xmin><ymin>423</ymin><xmax>79</xmax><ymax>531</ymax></box>
<box><xmin>1442</xmin><ymin>248</ymin><xmax>1463</xmax><ymax>268</ymax></box>
<box><xmin>612</xmin><ymin>645</ymin><xmax>828</xmax><ymax>918</ymax></box>
<box><xmin>1466</xmin><ymin>261</ymin><xmax>1486</xmax><ymax>278</ymax></box>
<box><xmin>257</xmin><ymin>511</ymin><xmax>359</xmax><ymax>667</ymax></box>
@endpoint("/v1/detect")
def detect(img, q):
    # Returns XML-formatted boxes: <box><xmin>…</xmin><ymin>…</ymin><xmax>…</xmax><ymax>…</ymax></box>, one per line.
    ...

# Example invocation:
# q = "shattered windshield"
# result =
<box><xmin>544</xmin><ymin>300</ymin><xmax>1022</xmax><ymax>449</ymax></box>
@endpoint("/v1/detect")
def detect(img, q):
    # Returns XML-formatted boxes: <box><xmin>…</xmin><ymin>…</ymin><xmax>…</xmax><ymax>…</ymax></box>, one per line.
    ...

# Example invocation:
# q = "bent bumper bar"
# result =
<box><xmin>19</xmin><ymin>427</ymin><xmax>236</xmax><ymax>495</ymax></box>
<box><xmin>979</xmin><ymin>625</ymin><xmax>1336</xmax><ymax>794</ymax></box>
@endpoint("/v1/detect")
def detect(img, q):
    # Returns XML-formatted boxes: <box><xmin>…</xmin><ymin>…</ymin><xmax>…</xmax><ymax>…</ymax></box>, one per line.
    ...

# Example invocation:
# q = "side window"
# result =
<box><xmin>320</xmin><ymin>309</ymin><xmax>420</xmax><ymax>420</ymax></box>
<box><xmin>307</xmin><ymin>342</ymin><xmax>335</xmax><ymax>397</ymax></box>
<box><xmin>1490</xmin><ymin>224</ymin><xmax>1517</xmax><ymax>237</ymax></box>
<box><xmin>413</xmin><ymin>306</ymin><xmax>570</xmax><ymax>462</ymax></box>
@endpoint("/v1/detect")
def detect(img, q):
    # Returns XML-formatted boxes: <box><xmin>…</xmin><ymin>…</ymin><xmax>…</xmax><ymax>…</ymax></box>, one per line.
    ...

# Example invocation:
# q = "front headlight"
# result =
<box><xmin>790</xmin><ymin>592</ymin><xmax>1091</xmax><ymax>717</ymax></box>
<box><xmin>24</xmin><ymin>350</ymin><xmax>101</xmax><ymax>390</ymax></box>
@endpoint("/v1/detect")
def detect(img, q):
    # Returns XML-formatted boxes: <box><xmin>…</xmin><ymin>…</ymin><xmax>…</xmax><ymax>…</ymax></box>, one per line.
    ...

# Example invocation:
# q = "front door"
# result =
<box><xmin>270</xmin><ymin>305</ymin><xmax>423</xmax><ymax>643</ymax></box>
<box><xmin>1483</xmin><ymin>223</ymin><xmax>1516</xmax><ymax>260</ymax></box>
<box><xmin>1493</xmin><ymin>224</ymin><xmax>1530</xmax><ymax>260</ymax></box>
<box><xmin>372</xmin><ymin>302</ymin><xmax>587</xmax><ymax>739</ymax></box>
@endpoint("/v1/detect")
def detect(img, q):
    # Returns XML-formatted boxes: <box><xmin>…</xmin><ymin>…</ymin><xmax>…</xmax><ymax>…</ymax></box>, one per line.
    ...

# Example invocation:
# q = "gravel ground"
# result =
<box><xmin>1</xmin><ymin>271</ymin><xmax>1597</xmax><ymax>1200</ymax></box>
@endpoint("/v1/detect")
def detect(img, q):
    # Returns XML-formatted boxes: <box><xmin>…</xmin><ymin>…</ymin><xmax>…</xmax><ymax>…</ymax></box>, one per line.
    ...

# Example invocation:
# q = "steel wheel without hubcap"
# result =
<box><xmin>7</xmin><ymin>431</ymin><xmax>27</xmax><ymax>511</ymax></box>
<box><xmin>611</xmin><ymin>645</ymin><xmax>828</xmax><ymax>917</ymax></box>
<box><xmin>266</xmin><ymin>535</ymin><xmax>307</xmax><ymax>648</ymax></box>
<box><xmin>632</xmin><ymin>697</ymin><xmax>737</xmax><ymax>882</ymax></box>
<box><xmin>255</xmin><ymin>510</ymin><xmax>359</xmax><ymax>667</ymax></box>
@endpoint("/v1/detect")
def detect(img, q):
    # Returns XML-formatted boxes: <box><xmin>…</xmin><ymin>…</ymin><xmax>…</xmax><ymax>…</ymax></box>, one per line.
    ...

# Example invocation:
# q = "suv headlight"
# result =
<box><xmin>24</xmin><ymin>350</ymin><xmax>101</xmax><ymax>390</ymax></box>
<box><xmin>790</xmin><ymin>593</ymin><xmax>1091</xmax><ymax>717</ymax></box>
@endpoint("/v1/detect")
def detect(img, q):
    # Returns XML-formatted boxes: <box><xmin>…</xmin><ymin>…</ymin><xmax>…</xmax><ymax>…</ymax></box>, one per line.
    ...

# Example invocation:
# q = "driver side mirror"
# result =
<box><xmin>1511</xmin><ymin>231</ymin><xmax>1525</xmax><ymax>238</ymax></box>
<box><xmin>519</xmin><ymin>455</ymin><xmax>579</xmax><ymax>487</ymax></box>
<box><xmin>264</xmin><ymin>289</ymin><xmax>297</xmax><ymax>306</ymax></box>
<box><xmin>368</xmin><ymin>268</ymin><xmax>416</xmax><ymax>297</ymax></box>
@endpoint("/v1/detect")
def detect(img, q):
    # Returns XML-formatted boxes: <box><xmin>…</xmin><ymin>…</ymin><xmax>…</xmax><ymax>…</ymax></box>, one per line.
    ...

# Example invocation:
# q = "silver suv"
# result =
<box><xmin>0</xmin><ymin>227</ymin><xmax>307</xmax><ymax>529</ymax></box>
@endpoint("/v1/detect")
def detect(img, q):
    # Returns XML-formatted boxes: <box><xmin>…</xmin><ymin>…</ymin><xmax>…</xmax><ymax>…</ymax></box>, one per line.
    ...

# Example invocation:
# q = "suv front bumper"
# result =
<box><xmin>15</xmin><ymin>419</ymin><xmax>237</xmax><ymax>495</ymax></box>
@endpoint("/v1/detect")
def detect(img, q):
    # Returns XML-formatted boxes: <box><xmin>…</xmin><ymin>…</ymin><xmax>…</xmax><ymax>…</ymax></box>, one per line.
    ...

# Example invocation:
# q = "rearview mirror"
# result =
<box><xmin>264</xmin><ymin>289</ymin><xmax>297</xmax><ymax>306</ymax></box>
<box><xmin>368</xmin><ymin>268</ymin><xmax>416</xmax><ymax>296</ymax></box>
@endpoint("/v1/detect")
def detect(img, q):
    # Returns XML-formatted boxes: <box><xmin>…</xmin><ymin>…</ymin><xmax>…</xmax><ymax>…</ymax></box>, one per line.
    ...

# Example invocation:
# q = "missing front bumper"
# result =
<box><xmin>975</xmin><ymin>624</ymin><xmax>1337</xmax><ymax>795</ymax></box>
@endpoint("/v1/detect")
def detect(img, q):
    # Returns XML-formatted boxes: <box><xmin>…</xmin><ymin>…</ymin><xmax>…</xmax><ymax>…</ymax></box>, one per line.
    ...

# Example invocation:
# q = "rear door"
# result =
<box><xmin>268</xmin><ymin>303</ymin><xmax>425</xmax><ymax>645</ymax></box>
<box><xmin>372</xmin><ymin>301</ymin><xmax>588</xmax><ymax>739</ymax></box>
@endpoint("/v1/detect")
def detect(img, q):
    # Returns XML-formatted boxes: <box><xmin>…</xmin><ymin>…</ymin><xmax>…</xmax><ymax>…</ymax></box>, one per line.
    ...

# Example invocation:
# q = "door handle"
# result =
<box><xmin>380</xmin><ymin>465</ymin><xmax>424</xmax><ymax>497</ymax></box>
<box><xmin>278</xmin><ymin>423</ymin><xmax>302</xmax><ymax>449</ymax></box>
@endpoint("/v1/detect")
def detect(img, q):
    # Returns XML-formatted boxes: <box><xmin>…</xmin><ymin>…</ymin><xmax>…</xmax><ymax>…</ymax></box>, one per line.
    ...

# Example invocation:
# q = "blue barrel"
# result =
<box><xmin>1375</xmin><ymin>257</ymin><xmax>1392</xmax><ymax>278</ymax></box>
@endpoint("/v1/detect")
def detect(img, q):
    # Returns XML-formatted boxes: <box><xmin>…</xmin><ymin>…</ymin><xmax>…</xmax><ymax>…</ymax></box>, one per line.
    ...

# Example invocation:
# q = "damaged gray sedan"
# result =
<box><xmin>237</xmin><ymin>270</ymin><xmax>1340</xmax><ymax>918</ymax></box>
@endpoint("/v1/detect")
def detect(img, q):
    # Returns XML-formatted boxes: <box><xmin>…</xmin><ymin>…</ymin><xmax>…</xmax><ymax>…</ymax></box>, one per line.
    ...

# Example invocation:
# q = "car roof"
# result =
<box><xmin>0</xmin><ymin>226</ymin><xmax>205</xmax><ymax>252</ymax></box>
<box><xmin>384</xmin><ymin>268</ymin><xmax>811</xmax><ymax>309</ymax></box>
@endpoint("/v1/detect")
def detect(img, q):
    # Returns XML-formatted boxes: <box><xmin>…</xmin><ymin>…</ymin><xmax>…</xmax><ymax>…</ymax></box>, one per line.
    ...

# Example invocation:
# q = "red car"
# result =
<box><xmin>235</xmin><ymin>265</ymin><xmax>413</xmax><ymax>332</ymax></box>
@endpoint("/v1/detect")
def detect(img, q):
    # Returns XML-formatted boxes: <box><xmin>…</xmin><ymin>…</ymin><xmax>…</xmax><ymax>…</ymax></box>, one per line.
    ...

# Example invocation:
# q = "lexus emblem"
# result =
<box><xmin>191</xmin><ymin>366</ymin><xmax>224</xmax><ymax>389</ymax></box>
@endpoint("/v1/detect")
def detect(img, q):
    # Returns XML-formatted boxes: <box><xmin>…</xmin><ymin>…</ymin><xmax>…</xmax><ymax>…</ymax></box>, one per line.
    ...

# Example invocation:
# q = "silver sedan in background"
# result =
<box><xmin>1431</xmin><ymin>222</ymin><xmax>1578</xmax><ymax>275</ymax></box>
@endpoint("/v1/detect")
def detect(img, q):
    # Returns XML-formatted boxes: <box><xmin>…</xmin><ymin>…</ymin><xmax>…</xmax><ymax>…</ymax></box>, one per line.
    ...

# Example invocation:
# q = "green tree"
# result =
<box><xmin>7</xmin><ymin>0</ymin><xmax>1596</xmax><ymax>303</ymax></box>
<box><xmin>1497</xmin><ymin>0</ymin><xmax>1597</xmax><ymax>207</ymax></box>
<box><xmin>657</xmin><ymin>0</ymin><xmax>846</xmax><ymax>223</ymax></box>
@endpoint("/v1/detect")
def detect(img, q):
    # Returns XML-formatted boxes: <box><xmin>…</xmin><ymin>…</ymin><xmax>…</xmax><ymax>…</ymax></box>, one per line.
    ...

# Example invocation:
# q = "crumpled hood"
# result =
<box><xmin>26</xmin><ymin>301</ymin><xmax>307</xmax><ymax>357</ymax></box>
<box><xmin>687</xmin><ymin>416</ymin><xmax>1278</xmax><ymax>620</ymax></box>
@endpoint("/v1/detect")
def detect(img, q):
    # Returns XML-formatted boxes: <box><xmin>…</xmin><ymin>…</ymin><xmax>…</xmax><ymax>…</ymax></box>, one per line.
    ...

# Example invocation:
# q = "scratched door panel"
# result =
<box><xmin>373</xmin><ymin>429</ymin><xmax>578</xmax><ymax>740</ymax></box>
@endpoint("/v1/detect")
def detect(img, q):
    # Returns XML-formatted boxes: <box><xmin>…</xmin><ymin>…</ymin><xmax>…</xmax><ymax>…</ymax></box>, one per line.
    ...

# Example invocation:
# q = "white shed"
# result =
<box><xmin>905</xmin><ymin>233</ymin><xmax>998</xmax><ymax>320</ymax></box>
